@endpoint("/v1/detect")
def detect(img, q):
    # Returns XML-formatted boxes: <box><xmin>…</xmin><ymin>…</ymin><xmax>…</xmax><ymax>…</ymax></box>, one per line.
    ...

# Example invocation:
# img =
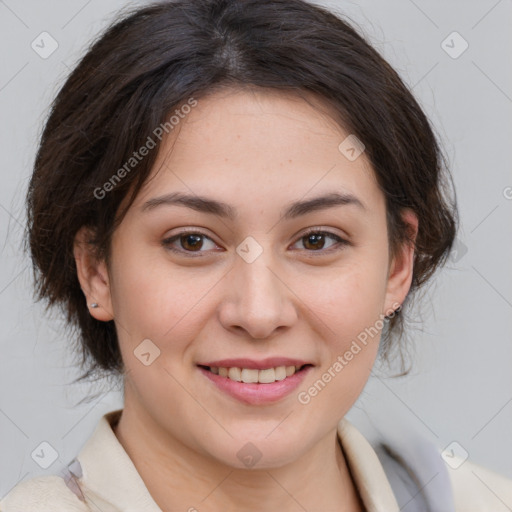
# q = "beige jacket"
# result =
<box><xmin>1</xmin><ymin>409</ymin><xmax>511</xmax><ymax>511</ymax></box>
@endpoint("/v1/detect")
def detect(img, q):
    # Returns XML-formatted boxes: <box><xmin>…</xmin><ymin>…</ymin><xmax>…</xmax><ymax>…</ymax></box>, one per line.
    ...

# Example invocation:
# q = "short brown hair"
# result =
<box><xmin>26</xmin><ymin>0</ymin><xmax>458</xmax><ymax>388</ymax></box>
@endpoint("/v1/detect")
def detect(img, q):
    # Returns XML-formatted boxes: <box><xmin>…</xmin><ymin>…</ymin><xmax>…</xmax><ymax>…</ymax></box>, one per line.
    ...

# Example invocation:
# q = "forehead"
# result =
<box><xmin>132</xmin><ymin>87</ymin><xmax>384</xmax><ymax>218</ymax></box>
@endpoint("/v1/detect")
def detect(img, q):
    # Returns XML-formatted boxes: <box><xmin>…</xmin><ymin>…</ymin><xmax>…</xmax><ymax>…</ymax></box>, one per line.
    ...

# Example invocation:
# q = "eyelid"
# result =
<box><xmin>297</xmin><ymin>226</ymin><xmax>349</xmax><ymax>241</ymax></box>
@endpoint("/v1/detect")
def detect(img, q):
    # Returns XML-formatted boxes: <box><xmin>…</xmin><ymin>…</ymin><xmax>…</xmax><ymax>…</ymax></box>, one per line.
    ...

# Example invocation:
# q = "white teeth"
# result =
<box><xmin>228</xmin><ymin>367</ymin><xmax>241</xmax><ymax>382</ymax></box>
<box><xmin>241</xmin><ymin>368</ymin><xmax>259</xmax><ymax>383</ymax></box>
<box><xmin>258</xmin><ymin>368</ymin><xmax>276</xmax><ymax>383</ymax></box>
<box><xmin>274</xmin><ymin>366</ymin><xmax>287</xmax><ymax>381</ymax></box>
<box><xmin>208</xmin><ymin>364</ymin><xmax>304</xmax><ymax>384</ymax></box>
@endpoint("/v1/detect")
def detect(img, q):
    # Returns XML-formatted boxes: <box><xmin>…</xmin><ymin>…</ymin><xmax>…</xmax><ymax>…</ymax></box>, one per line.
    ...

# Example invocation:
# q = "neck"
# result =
<box><xmin>113</xmin><ymin>404</ymin><xmax>364</xmax><ymax>512</ymax></box>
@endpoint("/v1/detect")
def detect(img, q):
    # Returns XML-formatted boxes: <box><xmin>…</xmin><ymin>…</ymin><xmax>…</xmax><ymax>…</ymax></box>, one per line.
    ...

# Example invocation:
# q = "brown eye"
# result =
<box><xmin>180</xmin><ymin>234</ymin><xmax>203</xmax><ymax>251</ymax></box>
<box><xmin>303</xmin><ymin>233</ymin><xmax>326</xmax><ymax>250</ymax></box>
<box><xmin>292</xmin><ymin>230</ymin><xmax>349</xmax><ymax>253</ymax></box>
<box><xmin>162</xmin><ymin>231</ymin><xmax>219</xmax><ymax>255</ymax></box>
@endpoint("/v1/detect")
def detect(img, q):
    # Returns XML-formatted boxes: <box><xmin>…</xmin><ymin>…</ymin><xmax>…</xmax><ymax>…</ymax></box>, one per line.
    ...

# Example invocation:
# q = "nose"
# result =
<box><xmin>217</xmin><ymin>252</ymin><xmax>298</xmax><ymax>340</ymax></box>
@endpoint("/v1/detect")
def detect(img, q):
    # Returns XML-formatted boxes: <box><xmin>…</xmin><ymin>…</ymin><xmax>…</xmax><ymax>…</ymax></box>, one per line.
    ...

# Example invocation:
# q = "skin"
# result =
<box><xmin>74</xmin><ymin>87</ymin><xmax>418</xmax><ymax>511</ymax></box>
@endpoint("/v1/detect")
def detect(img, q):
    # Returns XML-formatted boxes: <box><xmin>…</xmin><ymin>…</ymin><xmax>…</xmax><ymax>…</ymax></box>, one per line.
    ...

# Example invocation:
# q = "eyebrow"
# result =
<box><xmin>141</xmin><ymin>191</ymin><xmax>366</xmax><ymax>219</ymax></box>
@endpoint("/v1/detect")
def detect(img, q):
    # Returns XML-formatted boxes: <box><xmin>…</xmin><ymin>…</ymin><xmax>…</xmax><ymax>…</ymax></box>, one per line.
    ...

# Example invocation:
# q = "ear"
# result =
<box><xmin>73</xmin><ymin>226</ymin><xmax>114</xmax><ymax>322</ymax></box>
<box><xmin>383</xmin><ymin>209</ymin><xmax>418</xmax><ymax>316</ymax></box>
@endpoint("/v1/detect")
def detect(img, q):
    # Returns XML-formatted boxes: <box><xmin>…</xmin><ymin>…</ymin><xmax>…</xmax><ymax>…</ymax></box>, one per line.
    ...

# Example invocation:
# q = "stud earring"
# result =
<box><xmin>90</xmin><ymin>303</ymin><xmax>99</xmax><ymax>309</ymax></box>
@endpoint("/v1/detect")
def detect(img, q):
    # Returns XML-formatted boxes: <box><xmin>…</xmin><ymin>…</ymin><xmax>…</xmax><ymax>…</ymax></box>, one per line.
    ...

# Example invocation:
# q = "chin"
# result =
<box><xmin>204</xmin><ymin>434</ymin><xmax>303</xmax><ymax>471</ymax></box>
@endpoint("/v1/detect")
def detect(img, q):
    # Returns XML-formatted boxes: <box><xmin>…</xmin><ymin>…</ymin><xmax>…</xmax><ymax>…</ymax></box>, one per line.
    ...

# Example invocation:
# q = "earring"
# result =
<box><xmin>90</xmin><ymin>303</ymin><xmax>99</xmax><ymax>309</ymax></box>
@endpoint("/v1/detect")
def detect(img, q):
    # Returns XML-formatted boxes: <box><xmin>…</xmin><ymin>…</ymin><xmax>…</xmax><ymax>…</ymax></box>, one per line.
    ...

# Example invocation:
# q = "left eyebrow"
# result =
<box><xmin>141</xmin><ymin>191</ymin><xmax>366</xmax><ymax>219</ymax></box>
<box><xmin>281</xmin><ymin>192</ymin><xmax>366</xmax><ymax>219</ymax></box>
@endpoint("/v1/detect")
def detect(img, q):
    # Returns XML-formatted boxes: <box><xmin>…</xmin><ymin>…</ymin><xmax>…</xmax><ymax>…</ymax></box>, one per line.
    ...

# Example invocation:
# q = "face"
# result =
<box><xmin>77</xmin><ymin>87</ymin><xmax>416</xmax><ymax>469</ymax></box>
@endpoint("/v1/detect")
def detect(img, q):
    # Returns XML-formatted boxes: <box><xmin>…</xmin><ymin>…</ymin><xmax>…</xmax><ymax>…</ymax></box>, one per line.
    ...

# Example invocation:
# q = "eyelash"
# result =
<box><xmin>162</xmin><ymin>228</ymin><xmax>350</xmax><ymax>257</ymax></box>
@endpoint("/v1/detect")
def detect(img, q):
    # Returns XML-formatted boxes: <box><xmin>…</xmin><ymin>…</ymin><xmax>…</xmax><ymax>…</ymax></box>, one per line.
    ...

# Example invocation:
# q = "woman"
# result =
<box><xmin>1</xmin><ymin>0</ymin><xmax>511</xmax><ymax>510</ymax></box>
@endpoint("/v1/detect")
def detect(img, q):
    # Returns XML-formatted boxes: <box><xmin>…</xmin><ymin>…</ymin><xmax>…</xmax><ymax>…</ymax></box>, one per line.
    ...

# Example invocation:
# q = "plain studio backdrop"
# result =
<box><xmin>0</xmin><ymin>0</ymin><xmax>511</xmax><ymax>498</ymax></box>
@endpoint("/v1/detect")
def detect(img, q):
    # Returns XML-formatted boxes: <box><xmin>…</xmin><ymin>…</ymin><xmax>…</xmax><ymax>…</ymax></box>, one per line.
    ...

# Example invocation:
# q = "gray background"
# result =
<box><xmin>1</xmin><ymin>0</ymin><xmax>511</xmax><ymax>499</ymax></box>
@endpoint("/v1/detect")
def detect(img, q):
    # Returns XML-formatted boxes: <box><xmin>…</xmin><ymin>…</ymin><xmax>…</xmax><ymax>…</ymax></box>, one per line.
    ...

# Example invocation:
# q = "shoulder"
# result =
<box><xmin>448</xmin><ymin>456</ymin><xmax>512</xmax><ymax>511</ymax></box>
<box><xmin>376</xmin><ymin>433</ymin><xmax>512</xmax><ymax>511</ymax></box>
<box><xmin>350</xmin><ymin>411</ymin><xmax>512</xmax><ymax>512</ymax></box>
<box><xmin>0</xmin><ymin>475</ymin><xmax>90</xmax><ymax>512</ymax></box>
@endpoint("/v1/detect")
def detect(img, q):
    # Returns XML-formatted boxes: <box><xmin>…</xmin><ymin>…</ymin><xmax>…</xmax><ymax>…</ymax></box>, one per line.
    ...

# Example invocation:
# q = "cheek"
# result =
<box><xmin>298</xmin><ymin>262</ymin><xmax>386</xmax><ymax>388</ymax></box>
<box><xmin>295</xmin><ymin>270</ymin><xmax>384</xmax><ymax>421</ymax></box>
<box><xmin>302</xmin><ymin>257</ymin><xmax>388</xmax><ymax>330</ymax></box>
<box><xmin>109</xmin><ymin>245</ymin><xmax>223</xmax><ymax>353</ymax></box>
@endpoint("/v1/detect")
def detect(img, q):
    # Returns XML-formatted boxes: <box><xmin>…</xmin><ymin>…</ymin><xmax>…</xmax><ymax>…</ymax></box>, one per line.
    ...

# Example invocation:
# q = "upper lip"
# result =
<box><xmin>197</xmin><ymin>358</ymin><xmax>312</xmax><ymax>370</ymax></box>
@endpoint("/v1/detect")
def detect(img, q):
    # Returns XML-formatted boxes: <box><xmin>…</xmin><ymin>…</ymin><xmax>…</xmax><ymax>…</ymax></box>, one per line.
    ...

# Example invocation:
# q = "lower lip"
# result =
<box><xmin>198</xmin><ymin>366</ymin><xmax>313</xmax><ymax>405</ymax></box>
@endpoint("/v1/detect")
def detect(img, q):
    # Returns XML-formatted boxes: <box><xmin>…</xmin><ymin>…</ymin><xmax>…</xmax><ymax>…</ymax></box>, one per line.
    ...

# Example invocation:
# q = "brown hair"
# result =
<box><xmin>26</xmin><ymin>0</ymin><xmax>458</xmax><ymax>389</ymax></box>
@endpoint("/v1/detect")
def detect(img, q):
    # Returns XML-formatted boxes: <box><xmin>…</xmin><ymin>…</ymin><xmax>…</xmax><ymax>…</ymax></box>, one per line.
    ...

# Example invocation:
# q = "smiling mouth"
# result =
<box><xmin>198</xmin><ymin>364</ymin><xmax>312</xmax><ymax>384</ymax></box>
